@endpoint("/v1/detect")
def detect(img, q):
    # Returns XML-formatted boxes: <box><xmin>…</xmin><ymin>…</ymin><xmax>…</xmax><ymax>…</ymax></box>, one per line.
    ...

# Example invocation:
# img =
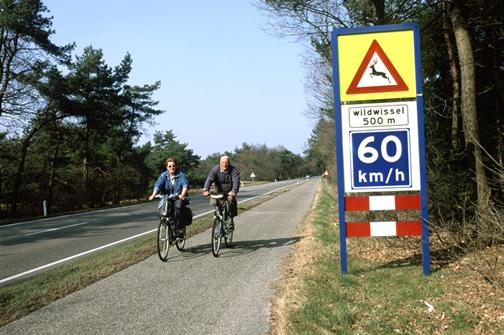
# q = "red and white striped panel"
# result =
<box><xmin>345</xmin><ymin>194</ymin><xmax>420</xmax><ymax>211</ymax></box>
<box><xmin>346</xmin><ymin>221</ymin><xmax>421</xmax><ymax>237</ymax></box>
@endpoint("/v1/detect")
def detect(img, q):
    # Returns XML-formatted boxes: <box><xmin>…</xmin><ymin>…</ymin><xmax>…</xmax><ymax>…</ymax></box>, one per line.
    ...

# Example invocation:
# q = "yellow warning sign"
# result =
<box><xmin>338</xmin><ymin>30</ymin><xmax>416</xmax><ymax>102</ymax></box>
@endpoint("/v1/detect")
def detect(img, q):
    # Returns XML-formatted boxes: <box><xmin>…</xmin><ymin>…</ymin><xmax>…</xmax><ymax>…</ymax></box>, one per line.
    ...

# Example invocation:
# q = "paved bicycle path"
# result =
<box><xmin>0</xmin><ymin>179</ymin><xmax>319</xmax><ymax>335</ymax></box>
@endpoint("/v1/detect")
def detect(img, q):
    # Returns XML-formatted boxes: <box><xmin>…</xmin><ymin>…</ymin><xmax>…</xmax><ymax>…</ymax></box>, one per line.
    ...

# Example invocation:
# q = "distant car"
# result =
<box><xmin>305</xmin><ymin>175</ymin><xmax>311</xmax><ymax>179</ymax></box>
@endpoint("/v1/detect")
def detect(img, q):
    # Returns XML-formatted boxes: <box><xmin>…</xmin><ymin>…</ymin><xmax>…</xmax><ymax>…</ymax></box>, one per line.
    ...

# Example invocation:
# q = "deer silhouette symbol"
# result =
<box><xmin>369</xmin><ymin>59</ymin><xmax>390</xmax><ymax>83</ymax></box>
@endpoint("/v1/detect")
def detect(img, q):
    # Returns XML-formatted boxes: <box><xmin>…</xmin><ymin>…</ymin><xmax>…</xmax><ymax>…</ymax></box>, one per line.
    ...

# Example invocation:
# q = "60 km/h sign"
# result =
<box><xmin>332</xmin><ymin>23</ymin><xmax>430</xmax><ymax>276</ymax></box>
<box><xmin>341</xmin><ymin>100</ymin><xmax>421</xmax><ymax>192</ymax></box>
<box><xmin>351</xmin><ymin>129</ymin><xmax>411</xmax><ymax>189</ymax></box>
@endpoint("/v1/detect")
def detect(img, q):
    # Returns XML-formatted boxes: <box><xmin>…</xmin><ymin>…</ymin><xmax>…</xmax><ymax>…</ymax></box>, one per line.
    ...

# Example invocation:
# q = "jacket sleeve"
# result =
<box><xmin>179</xmin><ymin>172</ymin><xmax>189</xmax><ymax>188</ymax></box>
<box><xmin>153</xmin><ymin>172</ymin><xmax>166</xmax><ymax>193</ymax></box>
<box><xmin>203</xmin><ymin>166</ymin><xmax>217</xmax><ymax>191</ymax></box>
<box><xmin>231</xmin><ymin>166</ymin><xmax>240</xmax><ymax>193</ymax></box>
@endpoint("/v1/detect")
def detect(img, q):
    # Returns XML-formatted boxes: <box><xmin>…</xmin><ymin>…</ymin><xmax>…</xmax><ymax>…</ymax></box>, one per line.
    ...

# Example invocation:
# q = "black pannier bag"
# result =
<box><xmin>180</xmin><ymin>206</ymin><xmax>193</xmax><ymax>226</ymax></box>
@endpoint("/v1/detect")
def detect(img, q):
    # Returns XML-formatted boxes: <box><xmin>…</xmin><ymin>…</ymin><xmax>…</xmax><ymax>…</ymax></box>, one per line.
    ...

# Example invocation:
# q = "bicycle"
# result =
<box><xmin>156</xmin><ymin>194</ymin><xmax>186</xmax><ymax>261</ymax></box>
<box><xmin>210</xmin><ymin>194</ymin><xmax>234</xmax><ymax>257</ymax></box>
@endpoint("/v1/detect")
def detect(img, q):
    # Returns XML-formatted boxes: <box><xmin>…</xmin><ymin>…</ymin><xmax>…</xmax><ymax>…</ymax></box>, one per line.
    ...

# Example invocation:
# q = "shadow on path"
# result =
<box><xmin>166</xmin><ymin>236</ymin><xmax>302</xmax><ymax>262</ymax></box>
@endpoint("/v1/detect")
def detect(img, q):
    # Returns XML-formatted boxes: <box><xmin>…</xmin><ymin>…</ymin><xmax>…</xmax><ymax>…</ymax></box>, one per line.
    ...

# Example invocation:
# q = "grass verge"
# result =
<box><xmin>276</xmin><ymin>181</ymin><xmax>504</xmax><ymax>334</ymax></box>
<box><xmin>0</xmin><ymin>185</ymin><xmax>294</xmax><ymax>327</ymax></box>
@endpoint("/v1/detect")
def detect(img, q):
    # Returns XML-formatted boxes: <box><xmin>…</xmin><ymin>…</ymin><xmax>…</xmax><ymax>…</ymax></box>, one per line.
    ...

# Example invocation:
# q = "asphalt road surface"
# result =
<box><xmin>0</xmin><ymin>178</ymin><xmax>319</xmax><ymax>335</ymax></box>
<box><xmin>0</xmin><ymin>179</ymin><xmax>304</xmax><ymax>285</ymax></box>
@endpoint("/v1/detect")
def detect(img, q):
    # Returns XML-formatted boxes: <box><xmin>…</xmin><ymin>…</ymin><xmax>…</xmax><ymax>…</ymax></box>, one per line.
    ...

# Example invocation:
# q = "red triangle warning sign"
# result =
<box><xmin>346</xmin><ymin>39</ymin><xmax>408</xmax><ymax>94</ymax></box>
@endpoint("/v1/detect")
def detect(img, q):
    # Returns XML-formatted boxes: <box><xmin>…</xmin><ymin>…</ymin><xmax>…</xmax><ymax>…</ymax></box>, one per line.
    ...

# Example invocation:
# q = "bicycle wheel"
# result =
<box><xmin>224</xmin><ymin>219</ymin><xmax>233</xmax><ymax>248</ymax></box>
<box><xmin>157</xmin><ymin>218</ymin><xmax>170</xmax><ymax>261</ymax></box>
<box><xmin>211</xmin><ymin>218</ymin><xmax>222</xmax><ymax>257</ymax></box>
<box><xmin>175</xmin><ymin>226</ymin><xmax>186</xmax><ymax>251</ymax></box>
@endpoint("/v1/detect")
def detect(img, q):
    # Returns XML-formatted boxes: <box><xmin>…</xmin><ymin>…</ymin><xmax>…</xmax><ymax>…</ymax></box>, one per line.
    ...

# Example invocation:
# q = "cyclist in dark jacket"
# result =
<box><xmin>202</xmin><ymin>155</ymin><xmax>240</xmax><ymax>228</ymax></box>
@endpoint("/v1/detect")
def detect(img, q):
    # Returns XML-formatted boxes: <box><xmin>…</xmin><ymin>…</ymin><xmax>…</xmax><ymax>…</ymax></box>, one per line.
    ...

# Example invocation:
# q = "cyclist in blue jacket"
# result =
<box><xmin>149</xmin><ymin>158</ymin><xmax>189</xmax><ymax>234</ymax></box>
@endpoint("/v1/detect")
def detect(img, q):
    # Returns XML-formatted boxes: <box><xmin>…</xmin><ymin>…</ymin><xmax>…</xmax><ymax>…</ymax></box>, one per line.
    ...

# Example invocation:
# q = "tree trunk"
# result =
<box><xmin>371</xmin><ymin>0</ymin><xmax>385</xmax><ymax>24</ymax></box>
<box><xmin>495</xmin><ymin>59</ymin><xmax>504</xmax><ymax>193</ymax></box>
<box><xmin>0</xmin><ymin>31</ymin><xmax>18</xmax><ymax>116</ymax></box>
<box><xmin>441</xmin><ymin>0</ymin><xmax>461</xmax><ymax>152</ymax></box>
<box><xmin>82</xmin><ymin>155</ymin><xmax>89</xmax><ymax>207</ymax></box>
<box><xmin>47</xmin><ymin>131</ymin><xmax>63</xmax><ymax>214</ymax></box>
<box><xmin>0</xmin><ymin>171</ymin><xmax>3</xmax><ymax>218</ymax></box>
<box><xmin>10</xmin><ymin>125</ymin><xmax>39</xmax><ymax>217</ymax></box>
<box><xmin>82</xmin><ymin>126</ymin><xmax>90</xmax><ymax>208</ymax></box>
<box><xmin>451</xmin><ymin>0</ymin><xmax>491</xmax><ymax>210</ymax></box>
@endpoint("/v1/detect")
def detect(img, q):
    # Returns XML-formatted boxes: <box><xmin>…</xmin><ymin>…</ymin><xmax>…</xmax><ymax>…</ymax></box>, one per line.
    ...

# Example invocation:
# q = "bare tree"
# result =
<box><xmin>440</xmin><ymin>0</ymin><xmax>461</xmax><ymax>152</ymax></box>
<box><xmin>451</xmin><ymin>0</ymin><xmax>491</xmax><ymax>210</ymax></box>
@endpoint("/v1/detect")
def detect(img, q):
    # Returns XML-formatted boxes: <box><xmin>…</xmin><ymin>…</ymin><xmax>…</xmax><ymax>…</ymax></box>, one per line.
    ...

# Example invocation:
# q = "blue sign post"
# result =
<box><xmin>332</xmin><ymin>23</ymin><xmax>430</xmax><ymax>276</ymax></box>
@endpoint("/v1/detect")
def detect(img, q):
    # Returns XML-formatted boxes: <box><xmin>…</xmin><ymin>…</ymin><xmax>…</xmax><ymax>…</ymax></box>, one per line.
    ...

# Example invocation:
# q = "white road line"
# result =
<box><xmin>0</xmin><ymin>230</ymin><xmax>155</xmax><ymax>285</ymax></box>
<box><xmin>237</xmin><ymin>182</ymin><xmax>296</xmax><ymax>204</ymax></box>
<box><xmin>0</xmin><ymin>212</ymin><xmax>211</xmax><ymax>285</ymax></box>
<box><xmin>24</xmin><ymin>222</ymin><xmax>89</xmax><ymax>236</ymax></box>
<box><xmin>0</xmin><ymin>180</ymin><xmax>304</xmax><ymax>285</ymax></box>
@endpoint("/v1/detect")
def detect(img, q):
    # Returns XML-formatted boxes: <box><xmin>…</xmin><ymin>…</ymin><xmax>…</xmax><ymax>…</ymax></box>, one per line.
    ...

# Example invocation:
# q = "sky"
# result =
<box><xmin>43</xmin><ymin>0</ymin><xmax>312</xmax><ymax>159</ymax></box>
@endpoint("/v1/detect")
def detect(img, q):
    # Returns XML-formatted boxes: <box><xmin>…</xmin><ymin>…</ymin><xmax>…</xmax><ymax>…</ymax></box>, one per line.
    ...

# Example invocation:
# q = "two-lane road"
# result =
<box><xmin>0</xmin><ymin>178</ymin><xmax>320</xmax><ymax>335</ymax></box>
<box><xmin>0</xmin><ymin>179</ymin><xmax>305</xmax><ymax>285</ymax></box>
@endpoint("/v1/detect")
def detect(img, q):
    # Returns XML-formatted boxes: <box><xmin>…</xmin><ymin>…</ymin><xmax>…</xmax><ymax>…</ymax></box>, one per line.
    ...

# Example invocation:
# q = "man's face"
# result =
<box><xmin>220</xmin><ymin>158</ymin><xmax>230</xmax><ymax>171</ymax></box>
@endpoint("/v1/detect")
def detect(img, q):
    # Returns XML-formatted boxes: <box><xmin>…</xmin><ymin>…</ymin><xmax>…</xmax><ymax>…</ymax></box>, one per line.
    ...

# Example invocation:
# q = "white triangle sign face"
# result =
<box><xmin>356</xmin><ymin>53</ymin><xmax>398</xmax><ymax>88</ymax></box>
<box><xmin>346</xmin><ymin>39</ymin><xmax>408</xmax><ymax>95</ymax></box>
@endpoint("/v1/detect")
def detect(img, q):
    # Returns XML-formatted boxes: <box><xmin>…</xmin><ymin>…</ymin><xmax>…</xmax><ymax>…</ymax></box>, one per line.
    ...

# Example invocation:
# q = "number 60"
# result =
<box><xmin>357</xmin><ymin>135</ymin><xmax>402</xmax><ymax>164</ymax></box>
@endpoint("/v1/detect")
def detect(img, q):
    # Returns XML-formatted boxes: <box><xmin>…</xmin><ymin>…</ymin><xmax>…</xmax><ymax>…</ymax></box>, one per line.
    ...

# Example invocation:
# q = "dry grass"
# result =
<box><xmin>269</xmin><ymin>188</ymin><xmax>321</xmax><ymax>335</ymax></box>
<box><xmin>268</xmin><ymin>182</ymin><xmax>504</xmax><ymax>334</ymax></box>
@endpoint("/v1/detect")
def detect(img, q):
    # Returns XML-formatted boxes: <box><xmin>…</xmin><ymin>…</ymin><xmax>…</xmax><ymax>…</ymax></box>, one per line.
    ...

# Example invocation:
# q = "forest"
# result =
<box><xmin>0</xmin><ymin>1</ymin><xmax>316</xmax><ymax>220</ymax></box>
<box><xmin>258</xmin><ymin>0</ymin><xmax>503</xmax><ymax>283</ymax></box>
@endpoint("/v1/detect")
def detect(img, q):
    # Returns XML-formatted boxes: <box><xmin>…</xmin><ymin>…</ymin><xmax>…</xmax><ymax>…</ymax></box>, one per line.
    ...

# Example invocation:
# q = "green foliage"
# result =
<box><xmin>191</xmin><ymin>152</ymin><xmax>221</xmax><ymax>186</ymax></box>
<box><xmin>0</xmin><ymin>35</ymin><xmax>164</xmax><ymax>216</ymax></box>
<box><xmin>144</xmin><ymin>130</ymin><xmax>200</xmax><ymax>187</ymax></box>
<box><xmin>190</xmin><ymin>144</ymin><xmax>316</xmax><ymax>189</ymax></box>
<box><xmin>231</xmin><ymin>143</ymin><xmax>313</xmax><ymax>181</ymax></box>
<box><xmin>0</xmin><ymin>0</ymin><xmax>72</xmax><ymax>59</ymax></box>
<box><xmin>0</xmin><ymin>0</ymin><xmax>73</xmax><ymax>119</ymax></box>
<box><xmin>304</xmin><ymin>118</ymin><xmax>335</xmax><ymax>181</ymax></box>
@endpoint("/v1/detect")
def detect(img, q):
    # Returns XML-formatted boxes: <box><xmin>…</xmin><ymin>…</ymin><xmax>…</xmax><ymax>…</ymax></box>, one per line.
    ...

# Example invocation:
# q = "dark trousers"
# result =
<box><xmin>174</xmin><ymin>199</ymin><xmax>189</xmax><ymax>228</ymax></box>
<box><xmin>228</xmin><ymin>197</ymin><xmax>237</xmax><ymax>218</ymax></box>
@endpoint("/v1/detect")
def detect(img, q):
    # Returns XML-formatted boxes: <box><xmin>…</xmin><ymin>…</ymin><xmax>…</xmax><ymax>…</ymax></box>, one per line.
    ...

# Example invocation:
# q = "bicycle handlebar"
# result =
<box><xmin>154</xmin><ymin>194</ymin><xmax>179</xmax><ymax>200</ymax></box>
<box><xmin>209</xmin><ymin>194</ymin><xmax>225</xmax><ymax>199</ymax></box>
